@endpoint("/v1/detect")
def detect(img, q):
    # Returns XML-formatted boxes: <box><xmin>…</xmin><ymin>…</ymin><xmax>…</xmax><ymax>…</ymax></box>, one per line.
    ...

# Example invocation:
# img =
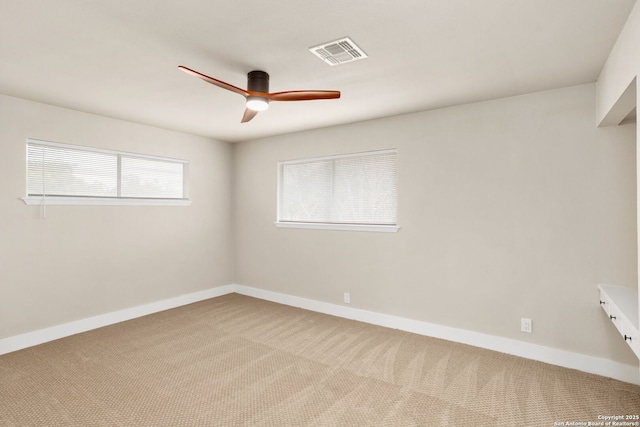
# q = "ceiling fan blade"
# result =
<box><xmin>178</xmin><ymin>66</ymin><xmax>249</xmax><ymax>97</ymax></box>
<box><xmin>241</xmin><ymin>108</ymin><xmax>259</xmax><ymax>123</ymax></box>
<box><xmin>268</xmin><ymin>90</ymin><xmax>341</xmax><ymax>102</ymax></box>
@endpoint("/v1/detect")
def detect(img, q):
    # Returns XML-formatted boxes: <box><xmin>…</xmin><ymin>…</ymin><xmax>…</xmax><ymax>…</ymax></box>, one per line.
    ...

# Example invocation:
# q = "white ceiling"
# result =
<box><xmin>0</xmin><ymin>0</ymin><xmax>636</xmax><ymax>143</ymax></box>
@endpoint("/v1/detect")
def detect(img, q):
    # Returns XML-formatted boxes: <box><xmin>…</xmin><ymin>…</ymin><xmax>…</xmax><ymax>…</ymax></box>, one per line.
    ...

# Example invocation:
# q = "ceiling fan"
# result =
<box><xmin>178</xmin><ymin>66</ymin><xmax>341</xmax><ymax>123</ymax></box>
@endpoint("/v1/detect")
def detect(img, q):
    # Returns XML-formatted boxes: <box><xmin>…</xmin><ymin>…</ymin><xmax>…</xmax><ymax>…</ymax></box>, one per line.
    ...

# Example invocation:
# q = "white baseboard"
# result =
<box><xmin>2</xmin><ymin>283</ymin><xmax>638</xmax><ymax>385</ymax></box>
<box><xmin>0</xmin><ymin>285</ymin><xmax>235</xmax><ymax>355</ymax></box>
<box><xmin>234</xmin><ymin>284</ymin><xmax>640</xmax><ymax>385</ymax></box>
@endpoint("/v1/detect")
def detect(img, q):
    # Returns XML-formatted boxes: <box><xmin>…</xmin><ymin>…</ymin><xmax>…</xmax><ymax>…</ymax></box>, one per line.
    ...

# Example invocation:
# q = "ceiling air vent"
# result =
<box><xmin>309</xmin><ymin>37</ymin><xmax>368</xmax><ymax>66</ymax></box>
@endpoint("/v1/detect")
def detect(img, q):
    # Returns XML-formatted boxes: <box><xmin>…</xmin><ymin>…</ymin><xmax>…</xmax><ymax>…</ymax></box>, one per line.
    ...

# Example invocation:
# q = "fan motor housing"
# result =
<box><xmin>247</xmin><ymin>70</ymin><xmax>269</xmax><ymax>93</ymax></box>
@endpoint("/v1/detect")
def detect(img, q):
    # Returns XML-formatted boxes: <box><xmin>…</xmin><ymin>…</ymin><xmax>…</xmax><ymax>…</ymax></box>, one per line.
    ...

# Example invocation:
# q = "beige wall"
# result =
<box><xmin>0</xmin><ymin>94</ymin><xmax>234</xmax><ymax>338</ymax></box>
<box><xmin>234</xmin><ymin>84</ymin><xmax>638</xmax><ymax>365</ymax></box>
<box><xmin>1</xmin><ymin>83</ymin><xmax>637</xmax><ymax>367</ymax></box>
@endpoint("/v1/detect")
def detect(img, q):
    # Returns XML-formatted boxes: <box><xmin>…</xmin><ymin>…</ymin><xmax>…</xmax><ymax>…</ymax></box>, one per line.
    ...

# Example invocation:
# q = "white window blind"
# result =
<box><xmin>278</xmin><ymin>149</ymin><xmax>397</xmax><ymax>227</ymax></box>
<box><xmin>120</xmin><ymin>156</ymin><xmax>184</xmax><ymax>199</ymax></box>
<box><xmin>26</xmin><ymin>139</ymin><xmax>188</xmax><ymax>201</ymax></box>
<box><xmin>27</xmin><ymin>143</ymin><xmax>118</xmax><ymax>197</ymax></box>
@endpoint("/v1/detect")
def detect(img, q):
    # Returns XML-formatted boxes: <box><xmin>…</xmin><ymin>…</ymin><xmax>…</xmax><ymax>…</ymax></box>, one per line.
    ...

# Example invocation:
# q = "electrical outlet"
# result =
<box><xmin>344</xmin><ymin>292</ymin><xmax>350</xmax><ymax>304</ymax></box>
<box><xmin>521</xmin><ymin>318</ymin><xmax>532</xmax><ymax>333</ymax></box>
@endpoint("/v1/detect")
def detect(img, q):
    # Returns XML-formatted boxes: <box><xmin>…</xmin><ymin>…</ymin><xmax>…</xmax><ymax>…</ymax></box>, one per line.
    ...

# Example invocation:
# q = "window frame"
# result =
<box><xmin>22</xmin><ymin>138</ymin><xmax>191</xmax><ymax>207</ymax></box>
<box><xmin>276</xmin><ymin>149</ymin><xmax>399</xmax><ymax>233</ymax></box>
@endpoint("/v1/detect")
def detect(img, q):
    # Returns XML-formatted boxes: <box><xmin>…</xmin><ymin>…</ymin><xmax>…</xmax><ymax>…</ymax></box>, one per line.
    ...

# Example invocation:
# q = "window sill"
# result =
<box><xmin>275</xmin><ymin>222</ymin><xmax>399</xmax><ymax>233</ymax></box>
<box><xmin>21</xmin><ymin>196</ymin><xmax>191</xmax><ymax>207</ymax></box>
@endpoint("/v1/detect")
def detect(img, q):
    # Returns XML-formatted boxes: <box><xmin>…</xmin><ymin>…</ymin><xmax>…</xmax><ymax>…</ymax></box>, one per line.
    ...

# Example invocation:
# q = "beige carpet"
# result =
<box><xmin>1</xmin><ymin>294</ymin><xmax>639</xmax><ymax>426</ymax></box>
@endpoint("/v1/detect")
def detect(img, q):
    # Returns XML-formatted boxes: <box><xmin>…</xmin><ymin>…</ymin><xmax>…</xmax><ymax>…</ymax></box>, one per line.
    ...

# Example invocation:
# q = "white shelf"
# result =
<box><xmin>598</xmin><ymin>284</ymin><xmax>639</xmax><ymax>359</ymax></box>
<box><xmin>599</xmin><ymin>284</ymin><xmax>639</xmax><ymax>329</ymax></box>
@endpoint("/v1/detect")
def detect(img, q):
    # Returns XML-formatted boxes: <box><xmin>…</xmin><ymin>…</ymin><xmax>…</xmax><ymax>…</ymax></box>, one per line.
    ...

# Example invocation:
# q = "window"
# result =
<box><xmin>24</xmin><ymin>139</ymin><xmax>189</xmax><ymax>206</ymax></box>
<box><xmin>277</xmin><ymin>149</ymin><xmax>398</xmax><ymax>232</ymax></box>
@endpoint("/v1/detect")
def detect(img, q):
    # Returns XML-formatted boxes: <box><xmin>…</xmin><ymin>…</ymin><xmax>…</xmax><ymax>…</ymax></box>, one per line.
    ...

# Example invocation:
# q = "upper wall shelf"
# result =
<box><xmin>620</xmin><ymin>107</ymin><xmax>637</xmax><ymax>125</ymax></box>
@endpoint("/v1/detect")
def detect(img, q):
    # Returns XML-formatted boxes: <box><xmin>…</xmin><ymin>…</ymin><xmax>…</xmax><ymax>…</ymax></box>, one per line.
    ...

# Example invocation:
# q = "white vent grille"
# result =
<box><xmin>309</xmin><ymin>37</ymin><xmax>368</xmax><ymax>66</ymax></box>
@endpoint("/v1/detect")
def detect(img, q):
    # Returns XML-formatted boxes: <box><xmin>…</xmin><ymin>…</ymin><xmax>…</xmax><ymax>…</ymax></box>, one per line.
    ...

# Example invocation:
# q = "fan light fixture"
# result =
<box><xmin>246</xmin><ymin>96</ymin><xmax>269</xmax><ymax>111</ymax></box>
<box><xmin>178</xmin><ymin>66</ymin><xmax>339</xmax><ymax>123</ymax></box>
